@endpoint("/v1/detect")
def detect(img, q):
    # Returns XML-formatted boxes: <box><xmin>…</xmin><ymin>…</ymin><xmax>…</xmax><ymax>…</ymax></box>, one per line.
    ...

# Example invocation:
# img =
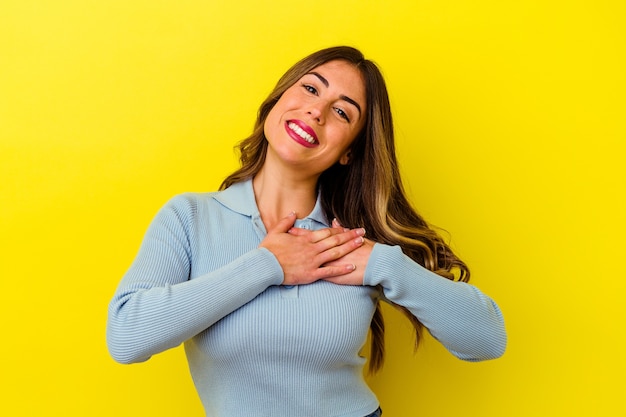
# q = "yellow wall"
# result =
<box><xmin>1</xmin><ymin>1</ymin><xmax>624</xmax><ymax>415</ymax></box>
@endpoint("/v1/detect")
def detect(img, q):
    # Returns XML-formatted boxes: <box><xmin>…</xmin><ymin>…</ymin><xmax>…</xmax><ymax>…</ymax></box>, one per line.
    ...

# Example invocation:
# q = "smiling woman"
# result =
<box><xmin>261</xmin><ymin>60</ymin><xmax>366</xmax><ymax>185</ymax></box>
<box><xmin>106</xmin><ymin>46</ymin><xmax>507</xmax><ymax>417</ymax></box>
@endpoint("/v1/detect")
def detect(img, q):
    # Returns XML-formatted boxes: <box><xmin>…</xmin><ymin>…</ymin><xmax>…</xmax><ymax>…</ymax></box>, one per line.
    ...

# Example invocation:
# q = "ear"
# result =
<box><xmin>339</xmin><ymin>149</ymin><xmax>352</xmax><ymax>165</ymax></box>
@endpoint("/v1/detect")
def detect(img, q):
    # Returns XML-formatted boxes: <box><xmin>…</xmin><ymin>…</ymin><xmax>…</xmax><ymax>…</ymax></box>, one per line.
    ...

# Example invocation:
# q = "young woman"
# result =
<box><xmin>107</xmin><ymin>46</ymin><xmax>506</xmax><ymax>417</ymax></box>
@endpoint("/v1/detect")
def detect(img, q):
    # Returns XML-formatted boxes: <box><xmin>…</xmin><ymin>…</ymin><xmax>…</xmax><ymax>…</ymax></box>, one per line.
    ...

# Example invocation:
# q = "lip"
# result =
<box><xmin>285</xmin><ymin>120</ymin><xmax>318</xmax><ymax>148</ymax></box>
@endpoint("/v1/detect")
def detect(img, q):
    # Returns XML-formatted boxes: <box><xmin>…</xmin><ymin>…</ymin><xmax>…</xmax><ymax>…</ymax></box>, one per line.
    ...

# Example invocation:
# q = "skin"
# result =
<box><xmin>296</xmin><ymin>219</ymin><xmax>375</xmax><ymax>286</ymax></box>
<box><xmin>256</xmin><ymin>60</ymin><xmax>374</xmax><ymax>286</ymax></box>
<box><xmin>262</xmin><ymin>60</ymin><xmax>366</xmax><ymax>182</ymax></box>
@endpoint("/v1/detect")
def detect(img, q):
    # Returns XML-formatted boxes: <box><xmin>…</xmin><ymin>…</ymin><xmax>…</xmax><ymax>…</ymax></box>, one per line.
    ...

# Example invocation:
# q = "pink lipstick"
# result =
<box><xmin>285</xmin><ymin>120</ymin><xmax>318</xmax><ymax>148</ymax></box>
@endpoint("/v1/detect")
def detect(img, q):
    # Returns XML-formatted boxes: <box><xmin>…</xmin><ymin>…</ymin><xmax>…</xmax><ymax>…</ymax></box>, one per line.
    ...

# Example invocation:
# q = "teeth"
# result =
<box><xmin>288</xmin><ymin>122</ymin><xmax>316</xmax><ymax>144</ymax></box>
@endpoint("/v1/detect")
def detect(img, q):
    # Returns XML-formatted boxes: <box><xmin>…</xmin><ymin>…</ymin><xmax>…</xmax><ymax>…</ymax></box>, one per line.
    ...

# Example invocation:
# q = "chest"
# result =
<box><xmin>193</xmin><ymin>281</ymin><xmax>378</xmax><ymax>366</ymax></box>
<box><xmin>185</xmin><ymin>197</ymin><xmax>378</xmax><ymax>364</ymax></box>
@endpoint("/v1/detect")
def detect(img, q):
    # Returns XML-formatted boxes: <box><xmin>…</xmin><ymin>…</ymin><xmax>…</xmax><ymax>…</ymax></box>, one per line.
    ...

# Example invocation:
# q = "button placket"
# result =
<box><xmin>251</xmin><ymin>216</ymin><xmax>267</xmax><ymax>241</ymax></box>
<box><xmin>271</xmin><ymin>218</ymin><xmax>321</xmax><ymax>299</ymax></box>
<box><xmin>279</xmin><ymin>219</ymin><xmax>310</xmax><ymax>299</ymax></box>
<box><xmin>279</xmin><ymin>285</ymin><xmax>299</xmax><ymax>298</ymax></box>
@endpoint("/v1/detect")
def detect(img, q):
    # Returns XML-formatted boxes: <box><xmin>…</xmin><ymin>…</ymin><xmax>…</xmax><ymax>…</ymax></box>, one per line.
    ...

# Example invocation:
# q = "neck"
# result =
<box><xmin>252</xmin><ymin>165</ymin><xmax>319</xmax><ymax>230</ymax></box>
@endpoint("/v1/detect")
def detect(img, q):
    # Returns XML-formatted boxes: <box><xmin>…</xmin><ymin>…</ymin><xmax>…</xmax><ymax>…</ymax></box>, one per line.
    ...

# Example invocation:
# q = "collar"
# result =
<box><xmin>212</xmin><ymin>179</ymin><xmax>330</xmax><ymax>228</ymax></box>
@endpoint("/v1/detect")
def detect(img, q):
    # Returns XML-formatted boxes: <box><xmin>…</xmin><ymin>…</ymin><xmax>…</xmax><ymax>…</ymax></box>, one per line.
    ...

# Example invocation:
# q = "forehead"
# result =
<box><xmin>305</xmin><ymin>60</ymin><xmax>366</xmax><ymax>102</ymax></box>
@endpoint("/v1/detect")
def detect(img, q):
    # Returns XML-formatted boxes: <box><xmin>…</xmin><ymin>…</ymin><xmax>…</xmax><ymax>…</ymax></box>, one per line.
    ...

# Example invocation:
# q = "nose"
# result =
<box><xmin>307</xmin><ymin>102</ymin><xmax>326</xmax><ymax>124</ymax></box>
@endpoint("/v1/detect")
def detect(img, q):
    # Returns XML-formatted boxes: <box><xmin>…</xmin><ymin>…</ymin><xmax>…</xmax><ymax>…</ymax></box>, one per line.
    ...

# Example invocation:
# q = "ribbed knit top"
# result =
<box><xmin>107</xmin><ymin>180</ymin><xmax>506</xmax><ymax>417</ymax></box>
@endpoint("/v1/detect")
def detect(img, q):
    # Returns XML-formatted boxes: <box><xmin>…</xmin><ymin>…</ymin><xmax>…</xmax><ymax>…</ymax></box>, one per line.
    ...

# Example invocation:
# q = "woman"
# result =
<box><xmin>107</xmin><ymin>46</ymin><xmax>506</xmax><ymax>417</ymax></box>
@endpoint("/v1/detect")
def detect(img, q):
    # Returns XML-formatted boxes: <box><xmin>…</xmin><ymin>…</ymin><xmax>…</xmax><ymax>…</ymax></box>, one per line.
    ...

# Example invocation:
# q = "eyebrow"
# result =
<box><xmin>308</xmin><ymin>71</ymin><xmax>362</xmax><ymax>117</ymax></box>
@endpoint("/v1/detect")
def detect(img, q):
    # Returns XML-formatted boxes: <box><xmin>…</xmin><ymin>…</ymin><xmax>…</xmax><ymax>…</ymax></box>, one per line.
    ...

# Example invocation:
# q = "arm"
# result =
<box><xmin>106</xmin><ymin>195</ymin><xmax>284</xmax><ymax>364</ymax></box>
<box><xmin>364</xmin><ymin>243</ymin><xmax>507</xmax><ymax>361</ymax></box>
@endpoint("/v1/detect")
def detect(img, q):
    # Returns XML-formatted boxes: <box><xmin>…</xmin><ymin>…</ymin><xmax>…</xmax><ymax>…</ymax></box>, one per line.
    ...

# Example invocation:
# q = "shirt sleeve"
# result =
<box><xmin>106</xmin><ymin>195</ymin><xmax>284</xmax><ymax>364</ymax></box>
<box><xmin>363</xmin><ymin>243</ymin><xmax>507</xmax><ymax>361</ymax></box>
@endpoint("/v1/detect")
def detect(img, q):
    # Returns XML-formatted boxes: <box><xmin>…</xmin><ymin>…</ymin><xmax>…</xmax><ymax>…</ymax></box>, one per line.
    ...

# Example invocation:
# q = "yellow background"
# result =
<box><xmin>1</xmin><ymin>1</ymin><xmax>624</xmax><ymax>415</ymax></box>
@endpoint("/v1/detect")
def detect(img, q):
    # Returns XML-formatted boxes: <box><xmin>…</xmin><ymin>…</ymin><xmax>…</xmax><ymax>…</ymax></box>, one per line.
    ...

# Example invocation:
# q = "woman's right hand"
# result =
<box><xmin>259</xmin><ymin>212</ymin><xmax>366</xmax><ymax>285</ymax></box>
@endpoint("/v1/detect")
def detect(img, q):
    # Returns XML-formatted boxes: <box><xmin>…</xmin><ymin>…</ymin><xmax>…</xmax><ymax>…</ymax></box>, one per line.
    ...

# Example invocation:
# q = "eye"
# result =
<box><xmin>301</xmin><ymin>83</ymin><xmax>318</xmax><ymax>95</ymax></box>
<box><xmin>334</xmin><ymin>107</ymin><xmax>351</xmax><ymax>122</ymax></box>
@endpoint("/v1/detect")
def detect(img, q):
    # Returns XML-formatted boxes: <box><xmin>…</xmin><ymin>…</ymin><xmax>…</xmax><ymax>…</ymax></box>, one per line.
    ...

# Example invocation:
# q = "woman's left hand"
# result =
<box><xmin>288</xmin><ymin>219</ymin><xmax>374</xmax><ymax>285</ymax></box>
<box><xmin>321</xmin><ymin>237</ymin><xmax>374</xmax><ymax>285</ymax></box>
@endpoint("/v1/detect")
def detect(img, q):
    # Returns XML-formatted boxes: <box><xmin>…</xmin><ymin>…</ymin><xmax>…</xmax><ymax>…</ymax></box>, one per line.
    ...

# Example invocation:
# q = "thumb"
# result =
<box><xmin>268</xmin><ymin>211</ymin><xmax>297</xmax><ymax>234</ymax></box>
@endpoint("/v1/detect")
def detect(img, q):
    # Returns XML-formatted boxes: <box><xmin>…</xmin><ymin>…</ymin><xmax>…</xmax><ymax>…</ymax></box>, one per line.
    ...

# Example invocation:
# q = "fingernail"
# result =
<box><xmin>355</xmin><ymin>236</ymin><xmax>364</xmax><ymax>244</ymax></box>
<box><xmin>356</xmin><ymin>228</ymin><xmax>366</xmax><ymax>236</ymax></box>
<box><xmin>347</xmin><ymin>264</ymin><xmax>356</xmax><ymax>271</ymax></box>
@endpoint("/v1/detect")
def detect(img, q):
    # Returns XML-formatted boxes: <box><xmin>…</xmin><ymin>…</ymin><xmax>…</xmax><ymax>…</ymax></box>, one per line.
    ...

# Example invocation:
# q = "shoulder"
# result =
<box><xmin>154</xmin><ymin>180</ymin><xmax>255</xmax><ymax>227</ymax></box>
<box><xmin>166</xmin><ymin>191</ymin><xmax>219</xmax><ymax>209</ymax></box>
<box><xmin>153</xmin><ymin>191</ymin><xmax>221</xmax><ymax>228</ymax></box>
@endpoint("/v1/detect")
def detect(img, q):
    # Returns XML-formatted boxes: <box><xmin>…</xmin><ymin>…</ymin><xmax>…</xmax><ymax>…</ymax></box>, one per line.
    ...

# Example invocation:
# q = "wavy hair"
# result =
<box><xmin>220</xmin><ymin>46</ymin><xmax>469</xmax><ymax>374</ymax></box>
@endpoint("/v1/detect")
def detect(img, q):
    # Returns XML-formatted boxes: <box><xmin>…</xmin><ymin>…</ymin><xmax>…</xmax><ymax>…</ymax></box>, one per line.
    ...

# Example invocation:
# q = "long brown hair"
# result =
<box><xmin>221</xmin><ymin>46</ymin><xmax>469</xmax><ymax>373</ymax></box>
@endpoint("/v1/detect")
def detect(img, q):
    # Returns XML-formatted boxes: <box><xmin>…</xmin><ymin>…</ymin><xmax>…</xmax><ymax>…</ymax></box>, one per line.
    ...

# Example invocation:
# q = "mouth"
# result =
<box><xmin>286</xmin><ymin>120</ymin><xmax>318</xmax><ymax>147</ymax></box>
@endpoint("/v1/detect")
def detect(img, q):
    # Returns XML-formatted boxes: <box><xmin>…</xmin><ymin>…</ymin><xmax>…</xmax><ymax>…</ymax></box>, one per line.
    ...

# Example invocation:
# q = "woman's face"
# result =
<box><xmin>263</xmin><ymin>59</ymin><xmax>367</xmax><ymax>178</ymax></box>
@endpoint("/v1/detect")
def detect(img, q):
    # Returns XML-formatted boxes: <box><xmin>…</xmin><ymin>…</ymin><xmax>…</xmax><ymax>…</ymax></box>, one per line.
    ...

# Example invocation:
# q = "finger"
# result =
<box><xmin>288</xmin><ymin>227</ymin><xmax>342</xmax><ymax>242</ymax></box>
<box><xmin>314</xmin><ymin>228</ymin><xmax>365</xmax><ymax>252</ymax></box>
<box><xmin>315</xmin><ymin>235</ymin><xmax>365</xmax><ymax>266</ymax></box>
<box><xmin>323</xmin><ymin>273</ymin><xmax>364</xmax><ymax>286</ymax></box>
<box><xmin>332</xmin><ymin>218</ymin><xmax>350</xmax><ymax>232</ymax></box>
<box><xmin>310</xmin><ymin>263</ymin><xmax>356</xmax><ymax>280</ymax></box>
<box><xmin>310</xmin><ymin>225</ymin><xmax>362</xmax><ymax>243</ymax></box>
<box><xmin>268</xmin><ymin>212</ymin><xmax>297</xmax><ymax>234</ymax></box>
<box><xmin>308</xmin><ymin>228</ymin><xmax>333</xmax><ymax>243</ymax></box>
<box><xmin>287</xmin><ymin>227</ymin><xmax>312</xmax><ymax>236</ymax></box>
<box><xmin>331</xmin><ymin>218</ymin><xmax>348</xmax><ymax>230</ymax></box>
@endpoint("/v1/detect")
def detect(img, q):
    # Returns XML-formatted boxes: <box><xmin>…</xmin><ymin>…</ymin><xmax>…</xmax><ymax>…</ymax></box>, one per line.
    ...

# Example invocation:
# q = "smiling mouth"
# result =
<box><xmin>287</xmin><ymin>121</ymin><xmax>318</xmax><ymax>145</ymax></box>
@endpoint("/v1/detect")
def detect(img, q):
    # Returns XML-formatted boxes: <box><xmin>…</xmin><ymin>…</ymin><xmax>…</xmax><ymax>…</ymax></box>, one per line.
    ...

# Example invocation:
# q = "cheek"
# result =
<box><xmin>264</xmin><ymin>94</ymin><xmax>294</xmax><ymax>129</ymax></box>
<box><xmin>264</xmin><ymin>105</ymin><xmax>282</xmax><ymax>139</ymax></box>
<box><xmin>334</xmin><ymin>126</ymin><xmax>361</xmax><ymax>150</ymax></box>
